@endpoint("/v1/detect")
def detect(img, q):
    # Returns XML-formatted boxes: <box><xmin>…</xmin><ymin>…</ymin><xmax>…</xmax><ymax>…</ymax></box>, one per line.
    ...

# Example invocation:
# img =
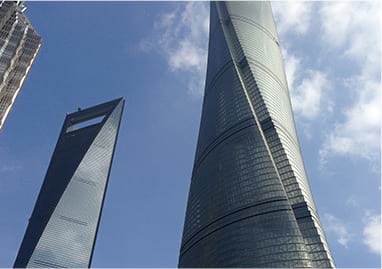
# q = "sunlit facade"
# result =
<box><xmin>179</xmin><ymin>2</ymin><xmax>334</xmax><ymax>268</ymax></box>
<box><xmin>14</xmin><ymin>98</ymin><xmax>124</xmax><ymax>268</ymax></box>
<box><xmin>0</xmin><ymin>1</ymin><xmax>41</xmax><ymax>131</ymax></box>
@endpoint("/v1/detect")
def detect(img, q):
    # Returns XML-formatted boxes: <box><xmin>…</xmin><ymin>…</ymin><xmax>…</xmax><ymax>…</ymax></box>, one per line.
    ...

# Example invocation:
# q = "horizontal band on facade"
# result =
<box><xmin>264</xmin><ymin>119</ymin><xmax>299</xmax><ymax>151</ymax></box>
<box><xmin>181</xmin><ymin>200</ymin><xmax>292</xmax><ymax>256</ymax></box>
<box><xmin>76</xmin><ymin>177</ymin><xmax>97</xmax><ymax>187</ymax></box>
<box><xmin>59</xmin><ymin>215</ymin><xmax>88</xmax><ymax>226</ymax></box>
<box><xmin>225</xmin><ymin>248</ymin><xmax>312</xmax><ymax>265</ymax></box>
<box><xmin>193</xmin><ymin>117</ymin><xmax>256</xmax><ymax>173</ymax></box>
<box><xmin>31</xmin><ymin>259</ymin><xmax>65</xmax><ymax>268</ymax></box>
<box><xmin>205</xmin><ymin>60</ymin><xmax>235</xmax><ymax>95</ymax></box>
<box><xmin>181</xmin><ymin>208</ymin><xmax>302</xmax><ymax>259</ymax></box>
<box><xmin>242</xmin><ymin>55</ymin><xmax>288</xmax><ymax>95</ymax></box>
<box><xmin>254</xmin><ymin>257</ymin><xmax>313</xmax><ymax>268</ymax></box>
<box><xmin>228</xmin><ymin>14</ymin><xmax>280</xmax><ymax>46</ymax></box>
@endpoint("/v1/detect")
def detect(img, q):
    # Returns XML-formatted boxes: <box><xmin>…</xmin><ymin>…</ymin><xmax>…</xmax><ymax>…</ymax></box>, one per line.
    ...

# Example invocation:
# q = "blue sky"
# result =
<box><xmin>0</xmin><ymin>1</ymin><xmax>380</xmax><ymax>268</ymax></box>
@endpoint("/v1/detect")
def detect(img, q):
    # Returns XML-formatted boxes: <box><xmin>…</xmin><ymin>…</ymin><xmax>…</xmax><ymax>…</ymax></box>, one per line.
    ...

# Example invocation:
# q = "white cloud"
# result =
<box><xmin>168</xmin><ymin>39</ymin><xmax>205</xmax><ymax>72</ymax></box>
<box><xmin>321</xmin><ymin>77</ymin><xmax>381</xmax><ymax>162</ymax></box>
<box><xmin>141</xmin><ymin>2</ymin><xmax>209</xmax><ymax>96</ymax></box>
<box><xmin>292</xmin><ymin>70</ymin><xmax>329</xmax><ymax>120</ymax></box>
<box><xmin>362</xmin><ymin>213</ymin><xmax>381</xmax><ymax>255</ymax></box>
<box><xmin>271</xmin><ymin>1</ymin><xmax>314</xmax><ymax>35</ymax></box>
<box><xmin>0</xmin><ymin>148</ymin><xmax>19</xmax><ymax>174</ymax></box>
<box><xmin>282</xmin><ymin>49</ymin><xmax>330</xmax><ymax>121</ymax></box>
<box><xmin>275</xmin><ymin>1</ymin><xmax>381</xmax><ymax>164</ymax></box>
<box><xmin>319</xmin><ymin>2</ymin><xmax>381</xmax><ymax>163</ymax></box>
<box><xmin>319</xmin><ymin>1</ymin><xmax>380</xmax><ymax>76</ymax></box>
<box><xmin>323</xmin><ymin>212</ymin><xmax>381</xmax><ymax>255</ymax></box>
<box><xmin>323</xmin><ymin>213</ymin><xmax>353</xmax><ymax>247</ymax></box>
<box><xmin>282</xmin><ymin>49</ymin><xmax>300</xmax><ymax>90</ymax></box>
<box><xmin>345</xmin><ymin>195</ymin><xmax>360</xmax><ymax>208</ymax></box>
<box><xmin>0</xmin><ymin>163</ymin><xmax>20</xmax><ymax>173</ymax></box>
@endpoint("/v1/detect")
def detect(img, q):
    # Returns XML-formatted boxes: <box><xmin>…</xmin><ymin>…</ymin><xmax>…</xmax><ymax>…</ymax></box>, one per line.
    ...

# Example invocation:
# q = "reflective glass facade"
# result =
<box><xmin>179</xmin><ymin>2</ymin><xmax>335</xmax><ymax>268</ymax></box>
<box><xmin>14</xmin><ymin>98</ymin><xmax>124</xmax><ymax>268</ymax></box>
<box><xmin>0</xmin><ymin>1</ymin><xmax>41</xmax><ymax>131</ymax></box>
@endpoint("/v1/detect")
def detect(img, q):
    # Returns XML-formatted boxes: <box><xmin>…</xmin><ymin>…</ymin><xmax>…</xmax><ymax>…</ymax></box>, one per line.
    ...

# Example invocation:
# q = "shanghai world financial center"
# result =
<box><xmin>2</xmin><ymin>1</ymin><xmax>335</xmax><ymax>268</ymax></box>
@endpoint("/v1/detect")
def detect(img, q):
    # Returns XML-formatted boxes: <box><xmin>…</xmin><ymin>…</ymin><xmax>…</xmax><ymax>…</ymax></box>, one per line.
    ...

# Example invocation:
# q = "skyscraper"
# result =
<box><xmin>0</xmin><ymin>1</ymin><xmax>41</xmax><ymax>131</ymax></box>
<box><xmin>14</xmin><ymin>98</ymin><xmax>124</xmax><ymax>268</ymax></box>
<box><xmin>179</xmin><ymin>2</ymin><xmax>334</xmax><ymax>268</ymax></box>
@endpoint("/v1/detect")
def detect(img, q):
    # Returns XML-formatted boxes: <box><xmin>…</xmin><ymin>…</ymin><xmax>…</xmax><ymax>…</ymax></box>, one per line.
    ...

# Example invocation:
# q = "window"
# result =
<box><xmin>66</xmin><ymin>115</ymin><xmax>105</xmax><ymax>133</ymax></box>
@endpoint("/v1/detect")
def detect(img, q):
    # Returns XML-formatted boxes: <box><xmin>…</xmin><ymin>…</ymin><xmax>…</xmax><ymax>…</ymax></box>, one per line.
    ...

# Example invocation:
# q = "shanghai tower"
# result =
<box><xmin>14</xmin><ymin>98</ymin><xmax>124</xmax><ymax>268</ymax></box>
<box><xmin>179</xmin><ymin>2</ymin><xmax>334</xmax><ymax>268</ymax></box>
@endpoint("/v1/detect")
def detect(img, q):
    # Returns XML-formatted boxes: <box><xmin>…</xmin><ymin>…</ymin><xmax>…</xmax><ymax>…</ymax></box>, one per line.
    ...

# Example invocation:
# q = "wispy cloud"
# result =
<box><xmin>320</xmin><ymin>77</ymin><xmax>381</xmax><ymax>164</ymax></box>
<box><xmin>319</xmin><ymin>1</ymin><xmax>381</xmax><ymax>165</ymax></box>
<box><xmin>0</xmin><ymin>146</ymin><xmax>20</xmax><ymax>173</ymax></box>
<box><xmin>140</xmin><ymin>2</ymin><xmax>209</xmax><ymax>96</ymax></box>
<box><xmin>282</xmin><ymin>48</ymin><xmax>300</xmax><ymax>90</ymax></box>
<box><xmin>272</xmin><ymin>1</ymin><xmax>314</xmax><ymax>36</ymax></box>
<box><xmin>143</xmin><ymin>1</ymin><xmax>381</xmax><ymax>167</ymax></box>
<box><xmin>275</xmin><ymin>1</ymin><xmax>381</xmax><ymax>165</ymax></box>
<box><xmin>362</xmin><ymin>213</ymin><xmax>381</xmax><ymax>255</ymax></box>
<box><xmin>282</xmin><ymin>49</ymin><xmax>331</xmax><ymax>122</ymax></box>
<box><xmin>292</xmin><ymin>70</ymin><xmax>329</xmax><ymax>120</ymax></box>
<box><xmin>322</xmin><ymin>213</ymin><xmax>353</xmax><ymax>247</ymax></box>
<box><xmin>0</xmin><ymin>163</ymin><xmax>21</xmax><ymax>173</ymax></box>
<box><xmin>345</xmin><ymin>195</ymin><xmax>360</xmax><ymax>208</ymax></box>
<box><xmin>273</xmin><ymin>1</ymin><xmax>332</xmax><ymax>128</ymax></box>
<box><xmin>319</xmin><ymin>1</ymin><xmax>380</xmax><ymax>74</ymax></box>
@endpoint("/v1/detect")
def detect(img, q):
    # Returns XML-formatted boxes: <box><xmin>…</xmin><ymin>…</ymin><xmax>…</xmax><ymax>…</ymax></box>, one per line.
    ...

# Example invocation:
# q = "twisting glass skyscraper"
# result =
<box><xmin>14</xmin><ymin>98</ymin><xmax>124</xmax><ymax>268</ymax></box>
<box><xmin>179</xmin><ymin>2</ymin><xmax>334</xmax><ymax>268</ymax></box>
<box><xmin>0</xmin><ymin>1</ymin><xmax>41</xmax><ymax>131</ymax></box>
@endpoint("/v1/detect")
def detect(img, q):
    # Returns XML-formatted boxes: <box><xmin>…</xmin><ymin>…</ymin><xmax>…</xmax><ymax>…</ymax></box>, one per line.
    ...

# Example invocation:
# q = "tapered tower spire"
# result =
<box><xmin>179</xmin><ymin>2</ymin><xmax>334</xmax><ymax>267</ymax></box>
<box><xmin>14</xmin><ymin>98</ymin><xmax>124</xmax><ymax>268</ymax></box>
